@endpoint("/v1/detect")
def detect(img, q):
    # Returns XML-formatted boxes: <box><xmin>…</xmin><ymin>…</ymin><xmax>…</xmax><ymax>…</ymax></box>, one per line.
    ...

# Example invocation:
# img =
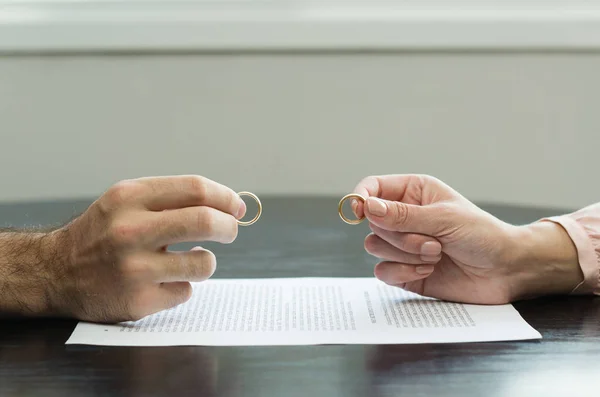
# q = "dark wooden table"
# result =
<box><xmin>1</xmin><ymin>197</ymin><xmax>599</xmax><ymax>397</ymax></box>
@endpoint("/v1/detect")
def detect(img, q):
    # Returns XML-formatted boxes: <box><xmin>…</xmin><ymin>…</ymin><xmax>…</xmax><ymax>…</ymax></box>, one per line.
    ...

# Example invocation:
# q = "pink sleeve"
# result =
<box><xmin>541</xmin><ymin>202</ymin><xmax>600</xmax><ymax>295</ymax></box>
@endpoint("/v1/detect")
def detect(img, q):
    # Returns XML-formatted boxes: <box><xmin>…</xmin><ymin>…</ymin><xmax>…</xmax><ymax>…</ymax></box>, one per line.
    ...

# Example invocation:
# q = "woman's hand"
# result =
<box><xmin>353</xmin><ymin>174</ymin><xmax>584</xmax><ymax>304</ymax></box>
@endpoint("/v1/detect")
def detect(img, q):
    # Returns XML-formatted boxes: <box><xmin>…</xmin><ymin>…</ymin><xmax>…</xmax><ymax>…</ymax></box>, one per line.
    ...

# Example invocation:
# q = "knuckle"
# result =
<box><xmin>415</xmin><ymin>173</ymin><xmax>430</xmax><ymax>182</ymax></box>
<box><xmin>196</xmin><ymin>207</ymin><xmax>238</xmax><ymax>243</ymax></box>
<box><xmin>118</xmin><ymin>255</ymin><xmax>149</xmax><ymax>279</ymax></box>
<box><xmin>357</xmin><ymin>175</ymin><xmax>377</xmax><ymax>191</ymax></box>
<box><xmin>103</xmin><ymin>180</ymin><xmax>140</xmax><ymax>208</ymax></box>
<box><xmin>413</xmin><ymin>174</ymin><xmax>427</xmax><ymax>187</ymax></box>
<box><xmin>196</xmin><ymin>207</ymin><xmax>216</xmax><ymax>235</ymax></box>
<box><xmin>399</xmin><ymin>234</ymin><xmax>422</xmax><ymax>253</ymax></box>
<box><xmin>399</xmin><ymin>264</ymin><xmax>413</xmax><ymax>273</ymax></box>
<box><xmin>188</xmin><ymin>175</ymin><xmax>209</xmax><ymax>202</ymax></box>
<box><xmin>108</xmin><ymin>220</ymin><xmax>141</xmax><ymax>246</ymax></box>
<box><xmin>391</xmin><ymin>203</ymin><xmax>410</xmax><ymax>229</ymax></box>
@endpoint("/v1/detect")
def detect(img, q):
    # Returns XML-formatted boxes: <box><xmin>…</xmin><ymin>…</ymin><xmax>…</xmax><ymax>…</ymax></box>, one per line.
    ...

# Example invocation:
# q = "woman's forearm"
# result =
<box><xmin>509</xmin><ymin>221</ymin><xmax>583</xmax><ymax>300</ymax></box>
<box><xmin>510</xmin><ymin>203</ymin><xmax>600</xmax><ymax>300</ymax></box>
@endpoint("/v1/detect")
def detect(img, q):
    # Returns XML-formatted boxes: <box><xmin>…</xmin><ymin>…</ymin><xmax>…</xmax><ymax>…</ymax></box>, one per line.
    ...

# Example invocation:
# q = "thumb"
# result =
<box><xmin>364</xmin><ymin>197</ymin><xmax>447</xmax><ymax>235</ymax></box>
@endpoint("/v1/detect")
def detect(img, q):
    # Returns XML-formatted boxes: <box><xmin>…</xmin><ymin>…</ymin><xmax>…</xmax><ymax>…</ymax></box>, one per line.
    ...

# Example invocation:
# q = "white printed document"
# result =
<box><xmin>65</xmin><ymin>278</ymin><xmax>541</xmax><ymax>346</ymax></box>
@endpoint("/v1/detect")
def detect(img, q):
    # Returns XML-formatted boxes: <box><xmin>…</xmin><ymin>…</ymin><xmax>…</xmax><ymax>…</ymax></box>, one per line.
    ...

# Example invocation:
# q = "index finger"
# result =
<box><xmin>352</xmin><ymin>175</ymin><xmax>410</xmax><ymax>219</ymax></box>
<box><xmin>352</xmin><ymin>174</ymin><xmax>455</xmax><ymax>218</ymax></box>
<box><xmin>135</xmin><ymin>175</ymin><xmax>245</xmax><ymax>217</ymax></box>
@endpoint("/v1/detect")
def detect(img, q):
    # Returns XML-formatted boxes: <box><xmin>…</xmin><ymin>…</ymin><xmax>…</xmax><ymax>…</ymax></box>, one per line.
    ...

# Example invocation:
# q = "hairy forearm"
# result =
<box><xmin>0</xmin><ymin>230</ymin><xmax>61</xmax><ymax>316</ymax></box>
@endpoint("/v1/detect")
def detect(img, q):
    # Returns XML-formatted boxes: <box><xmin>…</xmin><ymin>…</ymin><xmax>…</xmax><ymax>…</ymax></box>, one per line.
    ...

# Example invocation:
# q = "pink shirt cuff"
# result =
<box><xmin>540</xmin><ymin>203</ymin><xmax>600</xmax><ymax>296</ymax></box>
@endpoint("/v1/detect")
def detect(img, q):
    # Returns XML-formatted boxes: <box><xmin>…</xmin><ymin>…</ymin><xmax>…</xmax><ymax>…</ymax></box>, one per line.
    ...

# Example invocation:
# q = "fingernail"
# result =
<box><xmin>236</xmin><ymin>199</ymin><xmax>246</xmax><ymax>219</ymax></box>
<box><xmin>367</xmin><ymin>197</ymin><xmax>387</xmax><ymax>217</ymax></box>
<box><xmin>421</xmin><ymin>241</ymin><xmax>442</xmax><ymax>256</ymax></box>
<box><xmin>416</xmin><ymin>265</ymin><xmax>435</xmax><ymax>275</ymax></box>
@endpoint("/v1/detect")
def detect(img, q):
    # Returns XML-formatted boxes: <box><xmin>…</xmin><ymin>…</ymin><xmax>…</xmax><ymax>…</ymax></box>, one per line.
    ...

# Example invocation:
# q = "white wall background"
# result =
<box><xmin>0</xmin><ymin>1</ymin><xmax>598</xmax><ymax>209</ymax></box>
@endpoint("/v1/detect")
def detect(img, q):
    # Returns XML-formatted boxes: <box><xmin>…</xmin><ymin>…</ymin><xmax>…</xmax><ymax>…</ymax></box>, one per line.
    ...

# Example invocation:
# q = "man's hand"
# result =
<box><xmin>353</xmin><ymin>174</ymin><xmax>584</xmax><ymax>304</ymax></box>
<box><xmin>0</xmin><ymin>175</ymin><xmax>246</xmax><ymax>323</ymax></box>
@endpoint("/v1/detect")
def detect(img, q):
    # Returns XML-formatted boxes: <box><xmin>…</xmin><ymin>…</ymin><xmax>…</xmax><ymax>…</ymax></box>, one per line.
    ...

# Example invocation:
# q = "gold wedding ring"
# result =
<box><xmin>338</xmin><ymin>193</ymin><xmax>366</xmax><ymax>225</ymax></box>
<box><xmin>237</xmin><ymin>191</ymin><xmax>262</xmax><ymax>226</ymax></box>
